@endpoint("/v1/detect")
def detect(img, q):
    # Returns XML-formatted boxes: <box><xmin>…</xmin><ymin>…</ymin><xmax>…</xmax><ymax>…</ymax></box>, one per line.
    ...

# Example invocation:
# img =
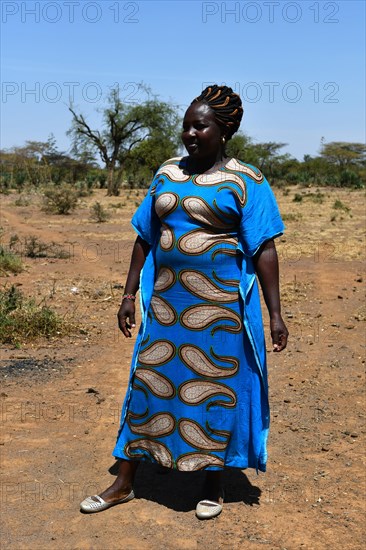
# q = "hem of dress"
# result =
<box><xmin>112</xmin><ymin>452</ymin><xmax>267</xmax><ymax>473</ymax></box>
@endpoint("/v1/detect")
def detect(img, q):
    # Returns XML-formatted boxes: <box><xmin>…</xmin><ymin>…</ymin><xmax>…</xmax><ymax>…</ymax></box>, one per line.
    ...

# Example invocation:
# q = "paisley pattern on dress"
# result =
<box><xmin>178</xmin><ymin>344</ymin><xmax>239</xmax><ymax>378</ymax></box>
<box><xmin>212</xmin><ymin>271</ymin><xmax>240</xmax><ymax>288</ymax></box>
<box><xmin>125</xmin><ymin>439</ymin><xmax>173</xmax><ymax>468</ymax></box>
<box><xmin>128</xmin><ymin>412</ymin><xmax>176</xmax><ymax>437</ymax></box>
<box><xmin>225</xmin><ymin>158</ymin><xmax>264</xmax><ymax>183</ymax></box>
<box><xmin>134</xmin><ymin>369</ymin><xmax>176</xmax><ymax>399</ymax></box>
<box><xmin>181</xmin><ymin>196</ymin><xmax>235</xmax><ymax>229</ymax></box>
<box><xmin>178</xmin><ymin>419</ymin><xmax>229</xmax><ymax>450</ymax></box>
<box><xmin>179</xmin><ymin>270</ymin><xmax>238</xmax><ymax>302</ymax></box>
<box><xmin>212</xmin><ymin>248</ymin><xmax>238</xmax><ymax>260</ymax></box>
<box><xmin>153</xmin><ymin>267</ymin><xmax>176</xmax><ymax>293</ymax></box>
<box><xmin>160</xmin><ymin>224</ymin><xmax>175</xmax><ymax>251</ymax></box>
<box><xmin>178</xmin><ymin>380</ymin><xmax>237</xmax><ymax>408</ymax></box>
<box><xmin>193</xmin><ymin>172</ymin><xmax>247</xmax><ymax>206</ymax></box>
<box><xmin>177</xmin><ymin>229</ymin><xmax>237</xmax><ymax>256</ymax></box>
<box><xmin>138</xmin><ymin>340</ymin><xmax>176</xmax><ymax>366</ymax></box>
<box><xmin>150</xmin><ymin>295</ymin><xmax>178</xmax><ymax>326</ymax></box>
<box><xmin>127</xmin><ymin>408</ymin><xmax>148</xmax><ymax>421</ymax></box>
<box><xmin>131</xmin><ymin>382</ymin><xmax>148</xmax><ymax>400</ymax></box>
<box><xmin>176</xmin><ymin>453</ymin><xmax>224</xmax><ymax>471</ymax></box>
<box><xmin>155</xmin><ymin>192</ymin><xmax>179</xmax><ymax>219</ymax></box>
<box><xmin>114</xmin><ymin>156</ymin><xmax>284</xmax><ymax>472</ymax></box>
<box><xmin>180</xmin><ymin>304</ymin><xmax>242</xmax><ymax>333</ymax></box>
<box><xmin>156</xmin><ymin>161</ymin><xmax>191</xmax><ymax>183</ymax></box>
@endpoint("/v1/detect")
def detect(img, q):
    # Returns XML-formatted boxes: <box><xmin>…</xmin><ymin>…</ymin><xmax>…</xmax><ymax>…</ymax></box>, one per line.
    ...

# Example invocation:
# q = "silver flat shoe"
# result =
<box><xmin>80</xmin><ymin>490</ymin><xmax>135</xmax><ymax>513</ymax></box>
<box><xmin>196</xmin><ymin>494</ymin><xmax>223</xmax><ymax>520</ymax></box>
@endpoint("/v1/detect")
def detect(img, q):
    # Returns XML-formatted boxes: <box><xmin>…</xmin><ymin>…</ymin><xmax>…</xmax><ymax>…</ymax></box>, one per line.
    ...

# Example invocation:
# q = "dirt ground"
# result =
<box><xmin>0</xmin><ymin>185</ymin><xmax>365</xmax><ymax>550</ymax></box>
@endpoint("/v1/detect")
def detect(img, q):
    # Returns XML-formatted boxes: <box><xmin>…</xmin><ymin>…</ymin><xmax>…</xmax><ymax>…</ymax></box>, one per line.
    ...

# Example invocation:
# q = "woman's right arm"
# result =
<box><xmin>117</xmin><ymin>236</ymin><xmax>151</xmax><ymax>337</ymax></box>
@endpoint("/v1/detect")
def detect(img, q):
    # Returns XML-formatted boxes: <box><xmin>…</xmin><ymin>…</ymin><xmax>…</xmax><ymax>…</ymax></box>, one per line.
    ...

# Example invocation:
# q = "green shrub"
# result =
<box><xmin>293</xmin><ymin>193</ymin><xmax>303</xmax><ymax>202</ymax></box>
<box><xmin>305</xmin><ymin>191</ymin><xmax>325</xmax><ymax>204</ymax></box>
<box><xmin>15</xmin><ymin>171</ymin><xmax>27</xmax><ymax>188</ymax></box>
<box><xmin>42</xmin><ymin>184</ymin><xmax>79</xmax><ymax>214</ymax></box>
<box><xmin>99</xmin><ymin>172</ymin><xmax>107</xmax><ymax>188</ymax></box>
<box><xmin>333</xmin><ymin>199</ymin><xmax>350</xmax><ymax>212</ymax></box>
<box><xmin>14</xmin><ymin>195</ymin><xmax>31</xmax><ymax>207</ymax></box>
<box><xmin>1</xmin><ymin>284</ymin><xmax>23</xmax><ymax>312</ymax></box>
<box><xmin>75</xmin><ymin>180</ymin><xmax>93</xmax><ymax>197</ymax></box>
<box><xmin>0</xmin><ymin>173</ymin><xmax>12</xmax><ymax>192</ymax></box>
<box><xmin>90</xmin><ymin>202</ymin><xmax>111</xmax><ymax>223</ymax></box>
<box><xmin>8</xmin><ymin>234</ymin><xmax>21</xmax><ymax>251</ymax></box>
<box><xmin>24</xmin><ymin>235</ymin><xmax>49</xmax><ymax>258</ymax></box>
<box><xmin>109</xmin><ymin>202</ymin><xmax>125</xmax><ymax>209</ymax></box>
<box><xmin>0</xmin><ymin>285</ymin><xmax>78</xmax><ymax>345</ymax></box>
<box><xmin>0</xmin><ymin>246</ymin><xmax>23</xmax><ymax>275</ymax></box>
<box><xmin>8</xmin><ymin>234</ymin><xmax>71</xmax><ymax>260</ymax></box>
<box><xmin>282</xmin><ymin>213</ymin><xmax>303</xmax><ymax>222</ymax></box>
<box><xmin>340</xmin><ymin>169</ymin><xmax>364</xmax><ymax>188</ymax></box>
<box><xmin>85</xmin><ymin>173</ymin><xmax>99</xmax><ymax>190</ymax></box>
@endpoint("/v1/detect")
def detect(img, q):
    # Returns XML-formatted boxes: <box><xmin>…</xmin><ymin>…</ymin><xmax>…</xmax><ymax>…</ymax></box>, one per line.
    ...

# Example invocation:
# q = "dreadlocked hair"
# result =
<box><xmin>192</xmin><ymin>85</ymin><xmax>243</xmax><ymax>139</ymax></box>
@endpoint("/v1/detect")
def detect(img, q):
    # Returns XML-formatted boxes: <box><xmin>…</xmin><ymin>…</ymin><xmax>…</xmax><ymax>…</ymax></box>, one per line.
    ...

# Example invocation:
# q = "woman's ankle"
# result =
<box><xmin>203</xmin><ymin>471</ymin><xmax>223</xmax><ymax>501</ymax></box>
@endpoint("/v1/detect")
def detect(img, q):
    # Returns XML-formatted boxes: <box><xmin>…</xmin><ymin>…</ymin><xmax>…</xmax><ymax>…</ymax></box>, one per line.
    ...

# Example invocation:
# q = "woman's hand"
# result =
<box><xmin>117</xmin><ymin>236</ymin><xmax>151</xmax><ymax>338</ymax></box>
<box><xmin>253</xmin><ymin>240</ymin><xmax>289</xmax><ymax>352</ymax></box>
<box><xmin>270</xmin><ymin>313</ymin><xmax>288</xmax><ymax>352</ymax></box>
<box><xmin>117</xmin><ymin>299</ymin><xmax>136</xmax><ymax>338</ymax></box>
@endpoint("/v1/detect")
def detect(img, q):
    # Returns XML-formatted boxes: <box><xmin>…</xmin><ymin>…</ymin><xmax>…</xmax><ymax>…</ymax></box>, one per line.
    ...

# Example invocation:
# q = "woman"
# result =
<box><xmin>81</xmin><ymin>85</ymin><xmax>288</xmax><ymax>519</ymax></box>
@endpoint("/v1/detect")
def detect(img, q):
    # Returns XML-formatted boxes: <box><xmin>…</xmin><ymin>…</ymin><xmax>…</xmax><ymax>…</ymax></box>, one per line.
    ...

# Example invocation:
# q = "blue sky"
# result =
<box><xmin>1</xmin><ymin>0</ymin><xmax>365</xmax><ymax>160</ymax></box>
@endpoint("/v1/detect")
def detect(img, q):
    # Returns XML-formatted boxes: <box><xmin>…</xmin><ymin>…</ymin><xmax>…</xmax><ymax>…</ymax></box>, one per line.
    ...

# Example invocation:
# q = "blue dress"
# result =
<box><xmin>113</xmin><ymin>157</ymin><xmax>284</xmax><ymax>472</ymax></box>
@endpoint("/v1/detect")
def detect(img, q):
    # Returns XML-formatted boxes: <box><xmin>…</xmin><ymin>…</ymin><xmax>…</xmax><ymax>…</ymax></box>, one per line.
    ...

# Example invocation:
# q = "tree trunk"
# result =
<box><xmin>107</xmin><ymin>166</ymin><xmax>114</xmax><ymax>196</ymax></box>
<box><xmin>111</xmin><ymin>169</ymin><xmax>122</xmax><ymax>196</ymax></box>
<box><xmin>106</xmin><ymin>163</ymin><xmax>122</xmax><ymax>196</ymax></box>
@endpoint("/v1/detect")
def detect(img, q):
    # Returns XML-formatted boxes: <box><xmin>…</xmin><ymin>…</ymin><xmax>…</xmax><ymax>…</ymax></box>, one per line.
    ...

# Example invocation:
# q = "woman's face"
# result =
<box><xmin>182</xmin><ymin>102</ymin><xmax>223</xmax><ymax>163</ymax></box>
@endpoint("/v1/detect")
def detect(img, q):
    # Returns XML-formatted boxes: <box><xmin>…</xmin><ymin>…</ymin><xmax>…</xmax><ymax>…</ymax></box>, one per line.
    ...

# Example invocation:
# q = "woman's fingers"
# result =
<box><xmin>117</xmin><ymin>302</ymin><xmax>136</xmax><ymax>338</ymax></box>
<box><xmin>119</xmin><ymin>315</ymin><xmax>131</xmax><ymax>337</ymax></box>
<box><xmin>129</xmin><ymin>311</ymin><xmax>136</xmax><ymax>329</ymax></box>
<box><xmin>270</xmin><ymin>316</ymin><xmax>289</xmax><ymax>352</ymax></box>
<box><xmin>273</xmin><ymin>331</ymin><xmax>288</xmax><ymax>351</ymax></box>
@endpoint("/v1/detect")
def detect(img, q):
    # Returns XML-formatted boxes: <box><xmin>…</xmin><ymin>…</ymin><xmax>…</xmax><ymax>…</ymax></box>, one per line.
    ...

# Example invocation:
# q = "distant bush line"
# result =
<box><xmin>1</xmin><ymin>84</ymin><xmax>364</xmax><ymax>192</ymax></box>
<box><xmin>1</xmin><ymin>138</ymin><xmax>364</xmax><ymax>193</ymax></box>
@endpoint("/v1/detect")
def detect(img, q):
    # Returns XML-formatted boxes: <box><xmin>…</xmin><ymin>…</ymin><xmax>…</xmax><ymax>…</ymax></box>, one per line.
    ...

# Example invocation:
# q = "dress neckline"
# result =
<box><xmin>181</xmin><ymin>156</ymin><xmax>231</xmax><ymax>176</ymax></box>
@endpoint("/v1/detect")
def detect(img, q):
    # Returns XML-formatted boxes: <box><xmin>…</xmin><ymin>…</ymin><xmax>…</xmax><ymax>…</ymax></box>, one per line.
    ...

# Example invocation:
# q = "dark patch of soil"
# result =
<box><xmin>0</xmin><ymin>356</ymin><xmax>74</xmax><ymax>381</ymax></box>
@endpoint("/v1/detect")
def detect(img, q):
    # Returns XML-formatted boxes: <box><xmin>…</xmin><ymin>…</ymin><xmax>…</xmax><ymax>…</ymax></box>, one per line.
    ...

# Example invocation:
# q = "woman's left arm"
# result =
<box><xmin>253</xmin><ymin>239</ymin><xmax>288</xmax><ymax>352</ymax></box>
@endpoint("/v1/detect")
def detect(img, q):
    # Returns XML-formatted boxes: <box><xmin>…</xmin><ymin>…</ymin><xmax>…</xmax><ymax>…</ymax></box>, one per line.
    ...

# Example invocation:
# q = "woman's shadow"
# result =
<box><xmin>109</xmin><ymin>461</ymin><xmax>261</xmax><ymax>512</ymax></box>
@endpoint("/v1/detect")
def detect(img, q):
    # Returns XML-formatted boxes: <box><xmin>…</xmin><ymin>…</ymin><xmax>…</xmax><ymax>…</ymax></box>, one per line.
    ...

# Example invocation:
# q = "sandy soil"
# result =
<box><xmin>0</xmin><ymin>185</ymin><xmax>365</xmax><ymax>550</ymax></box>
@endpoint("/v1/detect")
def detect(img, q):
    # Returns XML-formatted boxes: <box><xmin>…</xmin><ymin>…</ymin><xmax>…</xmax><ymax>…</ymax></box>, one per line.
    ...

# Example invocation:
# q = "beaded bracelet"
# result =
<box><xmin>122</xmin><ymin>293</ymin><xmax>136</xmax><ymax>301</ymax></box>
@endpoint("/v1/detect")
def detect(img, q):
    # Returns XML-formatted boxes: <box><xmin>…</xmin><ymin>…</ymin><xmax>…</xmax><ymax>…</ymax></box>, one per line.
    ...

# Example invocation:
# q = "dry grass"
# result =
<box><xmin>0</xmin><ymin>284</ymin><xmax>80</xmax><ymax>345</ymax></box>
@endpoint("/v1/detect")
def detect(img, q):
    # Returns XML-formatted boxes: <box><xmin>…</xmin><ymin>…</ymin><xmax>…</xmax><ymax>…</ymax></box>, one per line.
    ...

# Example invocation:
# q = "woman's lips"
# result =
<box><xmin>187</xmin><ymin>144</ymin><xmax>198</xmax><ymax>153</ymax></box>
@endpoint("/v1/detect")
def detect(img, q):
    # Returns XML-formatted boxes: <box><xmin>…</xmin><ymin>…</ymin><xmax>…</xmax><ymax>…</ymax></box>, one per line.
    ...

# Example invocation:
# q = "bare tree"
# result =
<box><xmin>68</xmin><ymin>86</ymin><xmax>179</xmax><ymax>195</ymax></box>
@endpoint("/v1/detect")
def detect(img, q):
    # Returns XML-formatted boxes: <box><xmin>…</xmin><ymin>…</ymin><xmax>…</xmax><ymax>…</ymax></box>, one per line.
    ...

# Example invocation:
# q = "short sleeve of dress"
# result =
<box><xmin>131</xmin><ymin>179</ymin><xmax>161</xmax><ymax>246</ymax></box>
<box><xmin>239</xmin><ymin>175</ymin><xmax>285</xmax><ymax>257</ymax></box>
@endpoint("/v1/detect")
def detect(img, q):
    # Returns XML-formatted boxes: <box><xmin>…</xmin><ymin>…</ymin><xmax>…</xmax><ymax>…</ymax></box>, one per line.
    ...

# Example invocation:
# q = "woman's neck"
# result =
<box><xmin>186</xmin><ymin>153</ymin><xmax>225</xmax><ymax>174</ymax></box>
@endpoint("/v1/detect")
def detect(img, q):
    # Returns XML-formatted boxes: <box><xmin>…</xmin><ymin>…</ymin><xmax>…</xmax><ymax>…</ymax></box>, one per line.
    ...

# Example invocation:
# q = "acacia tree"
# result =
<box><xmin>251</xmin><ymin>142</ymin><xmax>289</xmax><ymax>176</ymax></box>
<box><xmin>226</xmin><ymin>133</ymin><xmax>289</xmax><ymax>176</ymax></box>
<box><xmin>320</xmin><ymin>141</ymin><xmax>366</xmax><ymax>169</ymax></box>
<box><xmin>225</xmin><ymin>133</ymin><xmax>257</xmax><ymax>165</ymax></box>
<box><xmin>68</xmin><ymin>86</ymin><xmax>179</xmax><ymax>195</ymax></box>
<box><xmin>123</xmin><ymin>130</ymin><xmax>180</xmax><ymax>188</ymax></box>
<box><xmin>0</xmin><ymin>135</ymin><xmax>95</xmax><ymax>188</ymax></box>
<box><xmin>0</xmin><ymin>138</ymin><xmax>57</xmax><ymax>186</ymax></box>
